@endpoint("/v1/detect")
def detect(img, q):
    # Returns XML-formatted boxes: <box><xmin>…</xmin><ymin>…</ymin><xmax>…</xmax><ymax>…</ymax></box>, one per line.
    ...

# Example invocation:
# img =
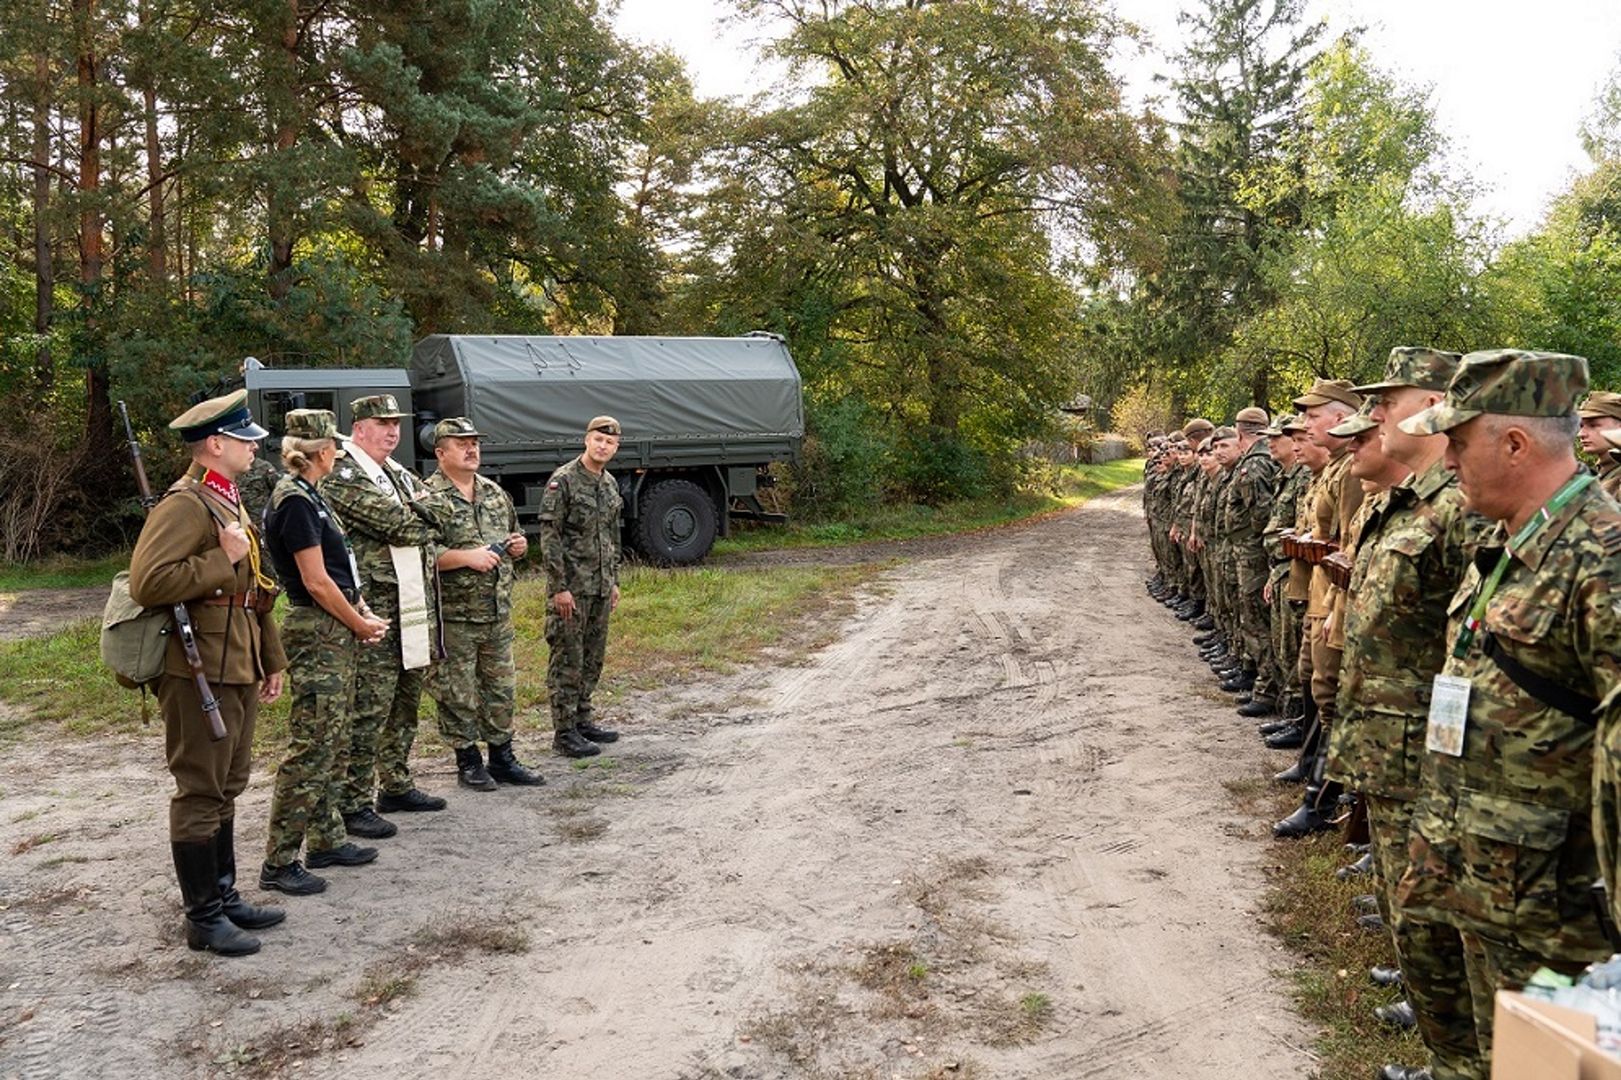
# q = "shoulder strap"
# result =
<box><xmin>1481</xmin><ymin>633</ymin><xmax>1600</xmax><ymax>722</ymax></box>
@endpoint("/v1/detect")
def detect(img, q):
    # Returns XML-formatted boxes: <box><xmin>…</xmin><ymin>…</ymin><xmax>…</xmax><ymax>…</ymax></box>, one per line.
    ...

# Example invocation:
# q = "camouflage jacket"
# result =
<box><xmin>1327</xmin><ymin>461</ymin><xmax>1492</xmax><ymax>798</ymax></box>
<box><xmin>1264</xmin><ymin>465</ymin><xmax>1311</xmax><ymax>586</ymax></box>
<box><xmin>425</xmin><ymin>470</ymin><xmax>520</xmax><ymax>623</ymax></box>
<box><xmin>1194</xmin><ymin>470</ymin><xmax>1227</xmax><ymax>546</ymax></box>
<box><xmin>318</xmin><ymin>449</ymin><xmax>452</xmax><ymax>592</ymax></box>
<box><xmin>1220</xmin><ymin>438</ymin><xmax>1278</xmax><ymax>588</ymax></box>
<box><xmin>1171</xmin><ymin>466</ymin><xmax>1199</xmax><ymax>533</ymax></box>
<box><xmin>1398</xmin><ymin>481</ymin><xmax>1621</xmax><ymax>957</ymax></box>
<box><xmin>538</xmin><ymin>456</ymin><xmax>622</xmax><ymax>597</ymax></box>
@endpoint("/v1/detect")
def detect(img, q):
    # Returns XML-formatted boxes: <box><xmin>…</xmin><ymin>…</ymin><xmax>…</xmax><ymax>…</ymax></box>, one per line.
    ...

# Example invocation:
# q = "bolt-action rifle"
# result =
<box><xmin>120</xmin><ymin>401</ymin><xmax>228</xmax><ymax>741</ymax></box>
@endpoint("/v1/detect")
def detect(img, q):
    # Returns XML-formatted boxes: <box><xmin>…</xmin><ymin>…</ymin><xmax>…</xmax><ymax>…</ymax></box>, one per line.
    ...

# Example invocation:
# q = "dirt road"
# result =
<box><xmin>0</xmin><ymin>487</ymin><xmax>1311</xmax><ymax>1079</ymax></box>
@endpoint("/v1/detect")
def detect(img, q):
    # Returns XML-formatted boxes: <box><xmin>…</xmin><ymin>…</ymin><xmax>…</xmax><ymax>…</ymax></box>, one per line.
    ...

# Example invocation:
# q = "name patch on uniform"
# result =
<box><xmin>1425</xmin><ymin>674</ymin><xmax>1471</xmax><ymax>756</ymax></box>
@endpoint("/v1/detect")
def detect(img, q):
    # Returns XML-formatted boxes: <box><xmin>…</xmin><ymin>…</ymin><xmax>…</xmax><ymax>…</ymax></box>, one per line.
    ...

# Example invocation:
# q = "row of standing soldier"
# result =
<box><xmin>128</xmin><ymin>392</ymin><xmax>626</xmax><ymax>957</ymax></box>
<box><xmin>1142</xmin><ymin>348</ymin><xmax>1621</xmax><ymax>1080</ymax></box>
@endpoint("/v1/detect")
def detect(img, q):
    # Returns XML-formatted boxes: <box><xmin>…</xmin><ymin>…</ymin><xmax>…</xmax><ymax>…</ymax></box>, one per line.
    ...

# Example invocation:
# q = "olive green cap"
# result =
<box><xmin>1353</xmin><ymin>347</ymin><xmax>1462</xmax><ymax>395</ymax></box>
<box><xmin>1292</xmin><ymin>379</ymin><xmax>1363</xmax><ymax>411</ymax></box>
<box><xmin>284</xmin><ymin>408</ymin><xmax>338</xmax><ymax>441</ymax></box>
<box><xmin>1209</xmin><ymin>425</ymin><xmax>1237</xmax><ymax>443</ymax></box>
<box><xmin>1578</xmin><ymin>391</ymin><xmax>1621</xmax><ymax>421</ymax></box>
<box><xmin>1182</xmin><ymin>417</ymin><xmax>1214</xmax><ymax>438</ymax></box>
<box><xmin>1327</xmin><ymin>398</ymin><xmax>1379</xmax><ymax>438</ymax></box>
<box><xmin>1279</xmin><ymin>413</ymin><xmax>1308</xmax><ymax>435</ymax></box>
<box><xmin>432</xmin><ymin>416</ymin><xmax>483</xmax><ymax>442</ymax></box>
<box><xmin>169</xmin><ymin>389</ymin><xmax>268</xmax><ymax>442</ymax></box>
<box><xmin>1399</xmin><ymin>349</ymin><xmax>1589</xmax><ymax>436</ymax></box>
<box><xmin>1234</xmin><ymin>406</ymin><xmax>1270</xmax><ymax>426</ymax></box>
<box><xmin>351</xmin><ymin>393</ymin><xmax>409</xmax><ymax>420</ymax></box>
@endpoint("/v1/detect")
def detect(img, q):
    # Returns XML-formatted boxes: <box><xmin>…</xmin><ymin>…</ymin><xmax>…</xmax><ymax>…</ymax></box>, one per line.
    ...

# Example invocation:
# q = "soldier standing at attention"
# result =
<box><xmin>425</xmin><ymin>417</ymin><xmax>546</xmax><ymax>789</ymax></box>
<box><xmin>260</xmin><ymin>409</ymin><xmax>391</xmax><ymax>896</ymax></box>
<box><xmin>1220</xmin><ymin>407</ymin><xmax>1279</xmax><ymax>708</ymax></box>
<box><xmin>1319</xmin><ymin>349</ymin><xmax>1489</xmax><ymax>1080</ymax></box>
<box><xmin>541</xmin><ymin>416</ymin><xmax>625</xmax><ymax>759</ymax></box>
<box><xmin>1577</xmin><ymin>391</ymin><xmax>1621</xmax><ymax>499</ymax></box>
<box><xmin>320</xmin><ymin>394</ymin><xmax>454</xmax><ymax>833</ymax></box>
<box><xmin>128</xmin><ymin>390</ymin><xmax>288</xmax><ymax>956</ymax></box>
<box><xmin>1396</xmin><ymin>350</ymin><xmax>1621</xmax><ymax>1075</ymax></box>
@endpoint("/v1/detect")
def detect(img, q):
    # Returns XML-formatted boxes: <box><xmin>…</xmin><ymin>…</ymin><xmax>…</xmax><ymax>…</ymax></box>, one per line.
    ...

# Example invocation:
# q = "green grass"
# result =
<box><xmin>1237</xmin><ymin>781</ymin><xmax>1423</xmax><ymax>1080</ymax></box>
<box><xmin>711</xmin><ymin>459</ymin><xmax>1145</xmax><ymax>555</ymax></box>
<box><xmin>0</xmin><ymin>552</ymin><xmax>129</xmax><ymax>591</ymax></box>
<box><xmin>0</xmin><ymin>562</ymin><xmax>877</xmax><ymax>749</ymax></box>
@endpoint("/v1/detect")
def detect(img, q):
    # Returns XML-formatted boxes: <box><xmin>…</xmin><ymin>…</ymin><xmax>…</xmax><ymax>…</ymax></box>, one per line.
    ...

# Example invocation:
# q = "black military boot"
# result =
<box><xmin>1258</xmin><ymin>717</ymin><xmax>1294</xmax><ymax>736</ymax></box>
<box><xmin>1377</xmin><ymin>1066</ymin><xmax>1430</xmax><ymax>1080</ymax></box>
<box><xmin>1337</xmin><ymin>851</ymin><xmax>1374</xmax><ymax>880</ymax></box>
<box><xmin>306</xmin><ymin>842</ymin><xmax>378</xmax><ymax>868</ymax></box>
<box><xmin>1193</xmin><ymin>629</ymin><xmax>1220</xmax><ymax>646</ymax></box>
<box><xmin>1264</xmin><ymin>723</ymin><xmax>1305</xmax><ymax>750</ymax></box>
<box><xmin>487</xmin><ymin>740</ymin><xmax>546</xmax><ymax>785</ymax></box>
<box><xmin>376</xmin><ymin>787</ymin><xmax>447</xmax><ymax>813</ymax></box>
<box><xmin>577</xmin><ymin>720</ymin><xmax>620</xmax><ymax>744</ymax></box>
<box><xmin>1191</xmin><ymin>614</ymin><xmax>1216</xmax><ymax>631</ymax></box>
<box><xmin>1272</xmin><ymin>757</ymin><xmax>1309</xmax><ymax>784</ymax></box>
<box><xmin>455</xmin><ymin>744</ymin><xmax>498</xmax><ymax>791</ymax></box>
<box><xmin>172</xmin><ymin>838</ymin><xmax>261</xmax><ymax>956</ymax></box>
<box><xmin>553</xmin><ymin>729</ymin><xmax>601</xmax><ymax>758</ymax></box>
<box><xmin>1220</xmin><ymin>667</ymin><xmax>1256</xmax><ymax>693</ymax></box>
<box><xmin>1273</xmin><ymin>776</ymin><xmax>1339</xmax><ymax>839</ymax></box>
<box><xmin>1369</xmin><ymin>965</ymin><xmax>1404</xmax><ymax>987</ymax></box>
<box><xmin>1374</xmin><ymin>1000</ymin><xmax>1417</xmax><ymax>1029</ymax></box>
<box><xmin>214</xmin><ymin>819</ymin><xmax>285</xmax><ymax>930</ymax></box>
<box><xmin>1175</xmin><ymin>602</ymin><xmax>1202</xmax><ymax>622</ymax></box>
<box><xmin>1237</xmin><ymin>696</ymin><xmax>1275</xmax><ymax>718</ymax></box>
<box><xmin>343</xmin><ymin>806</ymin><xmax>398</xmax><ymax>839</ymax></box>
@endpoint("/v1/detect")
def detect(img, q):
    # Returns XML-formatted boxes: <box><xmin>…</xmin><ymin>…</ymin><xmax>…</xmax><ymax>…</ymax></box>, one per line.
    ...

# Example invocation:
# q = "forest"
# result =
<box><xmin>1</xmin><ymin>0</ymin><xmax>1618</xmax><ymax>560</ymax></box>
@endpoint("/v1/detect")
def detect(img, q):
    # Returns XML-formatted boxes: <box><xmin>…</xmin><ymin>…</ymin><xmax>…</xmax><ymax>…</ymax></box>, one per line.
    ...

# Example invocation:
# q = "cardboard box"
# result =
<box><xmin>1493</xmin><ymin>991</ymin><xmax>1621</xmax><ymax>1080</ymax></box>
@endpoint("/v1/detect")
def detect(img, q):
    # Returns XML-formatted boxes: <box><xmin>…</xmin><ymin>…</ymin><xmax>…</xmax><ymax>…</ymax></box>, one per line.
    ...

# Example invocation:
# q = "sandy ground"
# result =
<box><xmin>0</xmin><ymin>487</ymin><xmax>1312</xmax><ymax>1079</ymax></box>
<box><xmin>0</xmin><ymin>588</ymin><xmax>106</xmax><ymax>641</ymax></box>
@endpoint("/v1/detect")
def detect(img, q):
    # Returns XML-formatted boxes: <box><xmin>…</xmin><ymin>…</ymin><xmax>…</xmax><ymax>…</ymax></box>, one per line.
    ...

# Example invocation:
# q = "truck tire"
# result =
<box><xmin>635</xmin><ymin>478</ymin><xmax>718</xmax><ymax>566</ymax></box>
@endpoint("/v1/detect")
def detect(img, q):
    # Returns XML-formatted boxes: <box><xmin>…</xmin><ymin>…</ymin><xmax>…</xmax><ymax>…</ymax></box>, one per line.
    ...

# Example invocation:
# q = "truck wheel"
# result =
<box><xmin>635</xmin><ymin>479</ymin><xmax>718</xmax><ymax>566</ymax></box>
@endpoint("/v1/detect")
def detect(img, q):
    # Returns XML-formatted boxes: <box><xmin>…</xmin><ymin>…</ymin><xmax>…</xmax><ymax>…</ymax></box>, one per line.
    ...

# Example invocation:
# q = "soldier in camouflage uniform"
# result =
<box><xmin>1202</xmin><ymin>430</ymin><xmax>1241</xmax><ymax>678</ymax></box>
<box><xmin>260</xmin><ymin>410</ymin><xmax>392</xmax><ymax>895</ymax></box>
<box><xmin>1396</xmin><ymin>350</ymin><xmax>1621</xmax><ymax>1076</ymax></box>
<box><xmin>1256</xmin><ymin>414</ymin><xmax>1310</xmax><ymax>725</ymax></box>
<box><xmin>1317</xmin><ymin>349</ymin><xmax>1489</xmax><ymax>1080</ymax></box>
<box><xmin>1166</xmin><ymin>419</ymin><xmax>1214</xmax><ymax>614</ymax></box>
<box><xmin>424</xmin><ymin>417</ymin><xmax>545</xmax><ymax>790</ymax></box>
<box><xmin>1275</xmin><ymin>379</ymin><xmax>1364</xmax><ymax>838</ymax></box>
<box><xmin>1578</xmin><ymin>391</ymin><xmax>1621</xmax><ymax>500</ymax></box>
<box><xmin>540</xmin><ymin>415</ymin><xmax>626</xmax><ymax>759</ymax></box>
<box><xmin>1218</xmin><ymin>408</ymin><xmax>1279</xmax><ymax>707</ymax></box>
<box><xmin>319</xmin><ymin>394</ymin><xmax>455</xmax><ymax>833</ymax></box>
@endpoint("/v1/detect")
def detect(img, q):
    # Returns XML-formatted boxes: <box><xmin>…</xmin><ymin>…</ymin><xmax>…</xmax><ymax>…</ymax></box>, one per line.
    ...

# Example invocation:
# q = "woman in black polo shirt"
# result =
<box><xmin>259</xmin><ymin>409</ymin><xmax>390</xmax><ymax>897</ymax></box>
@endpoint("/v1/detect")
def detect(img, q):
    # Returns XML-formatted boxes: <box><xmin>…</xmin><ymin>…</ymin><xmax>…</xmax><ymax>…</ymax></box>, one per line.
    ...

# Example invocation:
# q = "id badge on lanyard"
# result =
<box><xmin>1425</xmin><ymin>674</ymin><xmax>1471</xmax><ymax>756</ymax></box>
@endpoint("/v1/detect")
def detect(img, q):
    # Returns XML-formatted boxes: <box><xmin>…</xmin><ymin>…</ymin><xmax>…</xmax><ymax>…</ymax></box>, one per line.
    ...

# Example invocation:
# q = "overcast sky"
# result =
<box><xmin>612</xmin><ymin>0</ymin><xmax>1621</xmax><ymax>238</ymax></box>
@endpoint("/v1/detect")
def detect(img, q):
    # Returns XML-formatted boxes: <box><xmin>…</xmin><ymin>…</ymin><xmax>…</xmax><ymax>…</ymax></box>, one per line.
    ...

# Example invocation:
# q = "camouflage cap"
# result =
<box><xmin>1327</xmin><ymin>398</ymin><xmax>1379</xmax><ymax>438</ymax></box>
<box><xmin>1578</xmin><ymin>391</ymin><xmax>1621</xmax><ymax>421</ymax></box>
<box><xmin>432</xmin><ymin>416</ymin><xmax>482</xmax><ymax>443</ymax></box>
<box><xmin>1292</xmin><ymin>379</ymin><xmax>1362</xmax><ymax>411</ymax></box>
<box><xmin>170</xmin><ymin>389</ymin><xmax>269</xmax><ymax>443</ymax></box>
<box><xmin>1399</xmin><ymin>349</ymin><xmax>1590</xmax><ymax>436</ymax></box>
<box><xmin>1353</xmin><ymin>347</ymin><xmax>1462</xmax><ymax>395</ymax></box>
<box><xmin>587</xmin><ymin>415</ymin><xmax>622</xmax><ymax>436</ymax></box>
<box><xmin>284</xmin><ymin>408</ymin><xmax>339</xmax><ymax>441</ymax></box>
<box><xmin>1234</xmin><ymin>406</ymin><xmax>1270</xmax><ymax>426</ymax></box>
<box><xmin>1280</xmin><ymin>414</ymin><xmax>1309</xmax><ymax>435</ymax></box>
<box><xmin>1182</xmin><ymin>417</ymin><xmax>1214</xmax><ymax>438</ymax></box>
<box><xmin>351</xmin><ymin>393</ymin><xmax>409</xmax><ymax>420</ymax></box>
<box><xmin>1209</xmin><ymin>425</ymin><xmax>1237</xmax><ymax>443</ymax></box>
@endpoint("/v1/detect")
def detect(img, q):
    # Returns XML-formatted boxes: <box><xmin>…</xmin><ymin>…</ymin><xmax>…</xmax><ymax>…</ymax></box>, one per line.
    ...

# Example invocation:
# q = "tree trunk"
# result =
<box><xmin>140</xmin><ymin>0</ymin><xmax>166</xmax><ymax>282</ymax></box>
<box><xmin>32</xmin><ymin>53</ymin><xmax>53</xmax><ymax>394</ymax></box>
<box><xmin>75</xmin><ymin>0</ymin><xmax>114</xmax><ymax>463</ymax></box>
<box><xmin>266</xmin><ymin>0</ymin><xmax>301</xmax><ymax>300</ymax></box>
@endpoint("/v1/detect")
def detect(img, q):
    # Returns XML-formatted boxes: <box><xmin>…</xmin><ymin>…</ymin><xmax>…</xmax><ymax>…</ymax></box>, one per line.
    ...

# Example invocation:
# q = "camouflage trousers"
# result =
<box><xmin>1458</xmin><ymin>931</ymin><xmax>1599</xmax><ymax>1071</ymax></box>
<box><xmin>1366</xmin><ymin>794</ymin><xmax>1481</xmax><ymax>1080</ymax></box>
<box><xmin>1270</xmin><ymin>591</ymin><xmax>1303</xmax><ymax>705</ymax></box>
<box><xmin>1178</xmin><ymin>541</ymin><xmax>1200</xmax><ymax>597</ymax></box>
<box><xmin>160</xmin><ymin>678</ymin><xmax>258</xmax><ymax>841</ymax></box>
<box><xmin>1233</xmin><ymin>555</ymin><xmax>1273</xmax><ymax>693</ymax></box>
<box><xmin>265</xmin><ymin>607</ymin><xmax>356</xmax><ymax>865</ymax></box>
<box><xmin>430</xmin><ymin>619</ymin><xmax>516</xmax><ymax>750</ymax></box>
<box><xmin>343</xmin><ymin>591</ymin><xmax>428</xmax><ymax>809</ymax></box>
<box><xmin>546</xmin><ymin>594</ymin><xmax>611</xmax><ymax>731</ymax></box>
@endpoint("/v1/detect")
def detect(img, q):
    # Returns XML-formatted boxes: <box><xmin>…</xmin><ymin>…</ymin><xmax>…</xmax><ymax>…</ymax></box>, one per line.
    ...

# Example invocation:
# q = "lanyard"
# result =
<box><xmin>1451</xmin><ymin>470</ymin><xmax>1594</xmax><ymax>659</ymax></box>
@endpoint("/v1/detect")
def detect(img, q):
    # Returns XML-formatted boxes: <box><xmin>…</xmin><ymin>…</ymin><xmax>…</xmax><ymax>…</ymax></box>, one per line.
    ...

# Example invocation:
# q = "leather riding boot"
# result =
<box><xmin>214</xmin><ymin>819</ymin><xmax>284</xmax><ymax>930</ymax></box>
<box><xmin>172</xmin><ymin>838</ymin><xmax>260</xmax><ymax>956</ymax></box>
<box><xmin>487</xmin><ymin>740</ymin><xmax>546</xmax><ymax>786</ymax></box>
<box><xmin>455</xmin><ymin>744</ymin><xmax>498</xmax><ymax>791</ymax></box>
<box><xmin>1272</xmin><ymin>757</ymin><xmax>1308</xmax><ymax>784</ymax></box>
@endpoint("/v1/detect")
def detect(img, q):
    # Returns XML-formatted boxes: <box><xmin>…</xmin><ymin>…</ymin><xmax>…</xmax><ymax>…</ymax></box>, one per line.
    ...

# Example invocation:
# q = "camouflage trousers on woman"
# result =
<box><xmin>264</xmin><ymin>607</ymin><xmax>357</xmax><ymax>867</ymax></box>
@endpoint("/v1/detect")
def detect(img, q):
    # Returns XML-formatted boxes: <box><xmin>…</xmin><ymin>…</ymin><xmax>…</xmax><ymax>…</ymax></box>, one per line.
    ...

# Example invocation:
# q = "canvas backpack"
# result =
<box><xmin>100</xmin><ymin>570</ymin><xmax>171</xmax><ymax>689</ymax></box>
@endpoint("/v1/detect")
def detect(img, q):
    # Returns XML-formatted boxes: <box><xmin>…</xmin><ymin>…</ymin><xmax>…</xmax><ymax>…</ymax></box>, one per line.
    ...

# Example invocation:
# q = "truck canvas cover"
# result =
<box><xmin>410</xmin><ymin>334</ymin><xmax>804</xmax><ymax>448</ymax></box>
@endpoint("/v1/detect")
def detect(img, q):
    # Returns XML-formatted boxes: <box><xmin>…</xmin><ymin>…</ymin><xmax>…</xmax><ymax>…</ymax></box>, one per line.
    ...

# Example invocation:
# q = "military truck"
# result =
<box><xmin>244</xmin><ymin>333</ymin><xmax>804</xmax><ymax>565</ymax></box>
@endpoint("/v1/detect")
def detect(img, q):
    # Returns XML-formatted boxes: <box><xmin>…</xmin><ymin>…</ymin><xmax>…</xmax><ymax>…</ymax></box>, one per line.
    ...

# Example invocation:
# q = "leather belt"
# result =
<box><xmin>287</xmin><ymin>587</ymin><xmax>360</xmax><ymax>608</ymax></box>
<box><xmin>200</xmin><ymin>591</ymin><xmax>277</xmax><ymax>614</ymax></box>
